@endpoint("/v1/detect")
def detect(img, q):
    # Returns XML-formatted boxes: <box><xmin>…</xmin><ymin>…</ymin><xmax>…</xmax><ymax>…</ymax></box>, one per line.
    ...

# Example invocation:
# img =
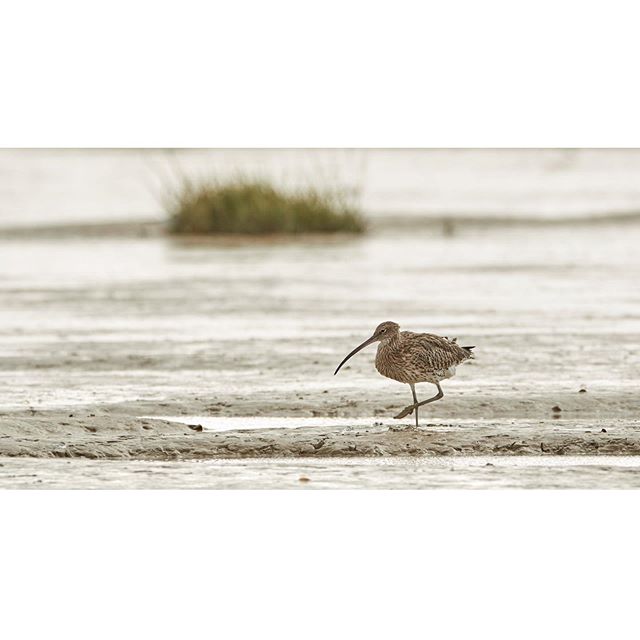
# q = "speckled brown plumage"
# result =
<box><xmin>375</xmin><ymin>329</ymin><xmax>473</xmax><ymax>384</ymax></box>
<box><xmin>334</xmin><ymin>320</ymin><xmax>475</xmax><ymax>427</ymax></box>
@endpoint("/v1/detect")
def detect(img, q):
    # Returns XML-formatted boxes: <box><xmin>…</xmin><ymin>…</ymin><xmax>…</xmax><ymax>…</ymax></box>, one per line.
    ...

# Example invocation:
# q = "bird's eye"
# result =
<box><xmin>380</xmin><ymin>328</ymin><xmax>386</xmax><ymax>333</ymax></box>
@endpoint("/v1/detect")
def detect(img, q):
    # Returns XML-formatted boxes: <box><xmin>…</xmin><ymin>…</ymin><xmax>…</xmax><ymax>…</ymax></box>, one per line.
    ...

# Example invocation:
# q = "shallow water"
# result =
<box><xmin>2</xmin><ymin>456</ymin><xmax>640</xmax><ymax>489</ymax></box>
<box><xmin>146</xmin><ymin>415</ymin><xmax>394</xmax><ymax>431</ymax></box>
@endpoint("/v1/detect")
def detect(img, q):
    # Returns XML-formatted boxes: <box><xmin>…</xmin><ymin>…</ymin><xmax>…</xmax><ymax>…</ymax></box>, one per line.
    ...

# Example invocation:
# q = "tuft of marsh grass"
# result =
<box><xmin>166</xmin><ymin>178</ymin><xmax>366</xmax><ymax>235</ymax></box>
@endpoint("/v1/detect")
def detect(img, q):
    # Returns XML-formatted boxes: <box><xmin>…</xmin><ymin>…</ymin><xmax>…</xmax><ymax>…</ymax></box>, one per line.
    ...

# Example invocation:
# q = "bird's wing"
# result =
<box><xmin>402</xmin><ymin>332</ymin><xmax>473</xmax><ymax>371</ymax></box>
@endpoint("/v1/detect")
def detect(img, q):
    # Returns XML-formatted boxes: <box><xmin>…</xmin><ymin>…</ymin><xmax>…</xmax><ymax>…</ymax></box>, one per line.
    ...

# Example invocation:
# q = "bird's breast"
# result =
<box><xmin>375</xmin><ymin>339</ymin><xmax>450</xmax><ymax>384</ymax></box>
<box><xmin>375</xmin><ymin>342</ymin><xmax>421</xmax><ymax>384</ymax></box>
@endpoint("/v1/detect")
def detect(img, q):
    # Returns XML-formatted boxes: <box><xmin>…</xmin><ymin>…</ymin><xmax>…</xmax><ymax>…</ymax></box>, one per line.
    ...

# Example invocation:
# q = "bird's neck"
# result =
<box><xmin>380</xmin><ymin>333</ymin><xmax>401</xmax><ymax>350</ymax></box>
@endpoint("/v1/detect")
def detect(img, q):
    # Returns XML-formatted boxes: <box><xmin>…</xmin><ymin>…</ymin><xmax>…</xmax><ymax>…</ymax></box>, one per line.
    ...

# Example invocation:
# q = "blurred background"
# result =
<box><xmin>4</xmin><ymin>149</ymin><xmax>640</xmax><ymax>227</ymax></box>
<box><xmin>1</xmin><ymin>149</ymin><xmax>639</xmax><ymax>418</ymax></box>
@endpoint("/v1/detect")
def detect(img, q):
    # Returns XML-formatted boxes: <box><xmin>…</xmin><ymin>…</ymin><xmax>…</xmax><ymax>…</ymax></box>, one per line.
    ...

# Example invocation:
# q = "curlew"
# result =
<box><xmin>334</xmin><ymin>321</ymin><xmax>475</xmax><ymax>428</ymax></box>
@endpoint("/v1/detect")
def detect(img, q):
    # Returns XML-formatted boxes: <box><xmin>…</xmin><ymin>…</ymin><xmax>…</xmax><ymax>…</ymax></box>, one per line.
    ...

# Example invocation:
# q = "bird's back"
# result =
<box><xmin>376</xmin><ymin>331</ymin><xmax>474</xmax><ymax>384</ymax></box>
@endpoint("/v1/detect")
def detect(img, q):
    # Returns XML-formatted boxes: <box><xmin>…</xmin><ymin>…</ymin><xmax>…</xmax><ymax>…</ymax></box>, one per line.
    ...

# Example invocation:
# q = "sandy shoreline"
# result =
<box><xmin>1</xmin><ymin>406</ymin><xmax>639</xmax><ymax>460</ymax></box>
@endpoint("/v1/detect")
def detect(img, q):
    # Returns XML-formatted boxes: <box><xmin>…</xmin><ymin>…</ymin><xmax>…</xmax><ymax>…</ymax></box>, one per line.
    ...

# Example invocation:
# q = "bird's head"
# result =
<box><xmin>334</xmin><ymin>321</ymin><xmax>400</xmax><ymax>375</ymax></box>
<box><xmin>372</xmin><ymin>320</ymin><xmax>400</xmax><ymax>342</ymax></box>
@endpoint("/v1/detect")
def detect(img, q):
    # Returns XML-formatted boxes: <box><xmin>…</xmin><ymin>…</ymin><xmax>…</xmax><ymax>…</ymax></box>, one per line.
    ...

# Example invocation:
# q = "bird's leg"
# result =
<box><xmin>394</xmin><ymin>384</ymin><xmax>420</xmax><ymax>420</ymax></box>
<box><xmin>393</xmin><ymin>383</ymin><xmax>444</xmax><ymax>421</ymax></box>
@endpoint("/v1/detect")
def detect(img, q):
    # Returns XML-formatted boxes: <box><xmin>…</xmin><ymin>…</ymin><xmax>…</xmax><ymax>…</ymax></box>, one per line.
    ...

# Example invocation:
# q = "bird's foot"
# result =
<box><xmin>388</xmin><ymin>423</ymin><xmax>419</xmax><ymax>432</ymax></box>
<box><xmin>394</xmin><ymin>404</ymin><xmax>416</xmax><ymax>419</ymax></box>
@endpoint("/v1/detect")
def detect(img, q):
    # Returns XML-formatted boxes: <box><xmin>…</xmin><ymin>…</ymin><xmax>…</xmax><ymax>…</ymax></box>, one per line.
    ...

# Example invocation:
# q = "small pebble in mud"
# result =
<box><xmin>552</xmin><ymin>405</ymin><xmax>562</xmax><ymax>412</ymax></box>
<box><xmin>68</xmin><ymin>414</ymin><xmax>74</xmax><ymax>418</ymax></box>
<box><xmin>187</xmin><ymin>424</ymin><xmax>203</xmax><ymax>432</ymax></box>
<box><xmin>601</xmin><ymin>428</ymin><xmax>607</xmax><ymax>433</ymax></box>
<box><xmin>485</xmin><ymin>463</ymin><xmax>494</xmax><ymax>467</ymax></box>
<box><xmin>579</xmin><ymin>388</ymin><xmax>587</xmax><ymax>393</ymax></box>
<box><xmin>298</xmin><ymin>476</ymin><xmax>311</xmax><ymax>483</ymax></box>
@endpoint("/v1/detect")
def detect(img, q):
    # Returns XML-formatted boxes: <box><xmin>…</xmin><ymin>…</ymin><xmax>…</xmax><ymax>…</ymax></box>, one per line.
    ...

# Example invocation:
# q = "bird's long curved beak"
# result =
<box><xmin>334</xmin><ymin>335</ymin><xmax>378</xmax><ymax>375</ymax></box>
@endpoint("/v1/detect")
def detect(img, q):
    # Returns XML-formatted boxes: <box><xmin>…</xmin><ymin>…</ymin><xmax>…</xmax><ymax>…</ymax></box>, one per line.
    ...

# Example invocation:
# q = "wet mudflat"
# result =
<box><xmin>2</xmin><ymin>222</ymin><xmax>639</xmax><ymax>420</ymax></box>
<box><xmin>2</xmin><ymin>455</ymin><xmax>640</xmax><ymax>489</ymax></box>
<box><xmin>1</xmin><ymin>216</ymin><xmax>640</xmax><ymax>487</ymax></box>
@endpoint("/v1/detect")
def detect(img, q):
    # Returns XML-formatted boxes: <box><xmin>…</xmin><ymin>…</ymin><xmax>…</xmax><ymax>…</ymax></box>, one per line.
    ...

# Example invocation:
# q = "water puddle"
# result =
<box><xmin>140</xmin><ymin>415</ymin><xmax>617</xmax><ymax>435</ymax></box>
<box><xmin>142</xmin><ymin>415</ymin><xmax>393</xmax><ymax>432</ymax></box>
